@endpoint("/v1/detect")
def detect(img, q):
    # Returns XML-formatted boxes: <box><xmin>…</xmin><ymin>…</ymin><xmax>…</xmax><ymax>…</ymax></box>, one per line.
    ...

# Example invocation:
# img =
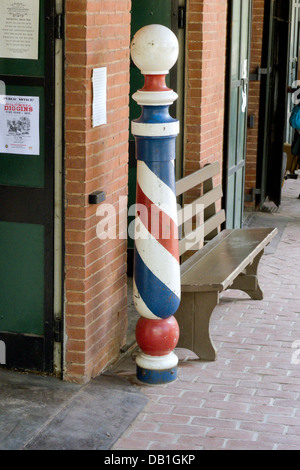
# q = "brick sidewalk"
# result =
<box><xmin>112</xmin><ymin>178</ymin><xmax>300</xmax><ymax>451</ymax></box>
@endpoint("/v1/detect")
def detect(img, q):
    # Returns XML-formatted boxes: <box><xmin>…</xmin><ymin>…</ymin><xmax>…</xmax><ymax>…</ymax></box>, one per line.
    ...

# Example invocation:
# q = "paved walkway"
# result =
<box><xmin>112</xmin><ymin>177</ymin><xmax>300</xmax><ymax>451</ymax></box>
<box><xmin>1</xmin><ymin>178</ymin><xmax>300</xmax><ymax>451</ymax></box>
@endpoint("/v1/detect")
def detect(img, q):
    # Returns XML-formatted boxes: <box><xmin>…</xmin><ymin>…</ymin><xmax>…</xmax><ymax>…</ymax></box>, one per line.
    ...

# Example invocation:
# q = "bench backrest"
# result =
<box><xmin>176</xmin><ymin>162</ymin><xmax>226</xmax><ymax>257</ymax></box>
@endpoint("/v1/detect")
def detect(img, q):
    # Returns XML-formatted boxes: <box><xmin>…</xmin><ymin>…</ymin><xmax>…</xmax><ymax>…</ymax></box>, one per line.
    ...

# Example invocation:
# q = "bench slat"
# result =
<box><xmin>179</xmin><ymin>210</ymin><xmax>226</xmax><ymax>256</ymax></box>
<box><xmin>179</xmin><ymin>223</ymin><xmax>204</xmax><ymax>255</ymax></box>
<box><xmin>177</xmin><ymin>198</ymin><xmax>203</xmax><ymax>227</ymax></box>
<box><xmin>176</xmin><ymin>162</ymin><xmax>220</xmax><ymax>196</ymax></box>
<box><xmin>177</xmin><ymin>186</ymin><xmax>223</xmax><ymax>227</ymax></box>
<box><xmin>180</xmin><ymin>227</ymin><xmax>278</xmax><ymax>292</ymax></box>
<box><xmin>203</xmin><ymin>209</ymin><xmax>225</xmax><ymax>239</ymax></box>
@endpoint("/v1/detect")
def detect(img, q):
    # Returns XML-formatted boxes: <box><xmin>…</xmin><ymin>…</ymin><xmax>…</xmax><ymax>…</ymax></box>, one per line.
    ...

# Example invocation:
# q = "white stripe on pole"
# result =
<box><xmin>132</xmin><ymin>121</ymin><xmax>180</xmax><ymax>137</ymax></box>
<box><xmin>135</xmin><ymin>217</ymin><xmax>181</xmax><ymax>299</ymax></box>
<box><xmin>136</xmin><ymin>352</ymin><xmax>179</xmax><ymax>371</ymax></box>
<box><xmin>132</xmin><ymin>90</ymin><xmax>178</xmax><ymax>106</ymax></box>
<box><xmin>137</xmin><ymin>161</ymin><xmax>178</xmax><ymax>224</ymax></box>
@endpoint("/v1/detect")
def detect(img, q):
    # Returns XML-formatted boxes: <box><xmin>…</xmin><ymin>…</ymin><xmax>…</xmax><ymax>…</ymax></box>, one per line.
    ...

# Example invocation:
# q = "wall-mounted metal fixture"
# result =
<box><xmin>244</xmin><ymin>188</ymin><xmax>261</xmax><ymax>203</ymax></box>
<box><xmin>249</xmin><ymin>67</ymin><xmax>272</xmax><ymax>82</ymax></box>
<box><xmin>89</xmin><ymin>191</ymin><xmax>106</xmax><ymax>205</ymax></box>
<box><xmin>248</xmin><ymin>115</ymin><xmax>255</xmax><ymax>128</ymax></box>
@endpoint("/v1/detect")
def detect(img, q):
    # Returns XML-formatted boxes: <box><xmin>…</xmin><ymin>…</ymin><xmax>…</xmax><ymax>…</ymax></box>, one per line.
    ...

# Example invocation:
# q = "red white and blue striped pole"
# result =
<box><xmin>131</xmin><ymin>25</ymin><xmax>181</xmax><ymax>385</ymax></box>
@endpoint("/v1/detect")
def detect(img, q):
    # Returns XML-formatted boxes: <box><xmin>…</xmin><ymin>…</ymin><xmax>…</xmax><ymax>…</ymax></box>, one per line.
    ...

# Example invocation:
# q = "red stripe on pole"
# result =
<box><xmin>136</xmin><ymin>183</ymin><xmax>179</xmax><ymax>262</ymax></box>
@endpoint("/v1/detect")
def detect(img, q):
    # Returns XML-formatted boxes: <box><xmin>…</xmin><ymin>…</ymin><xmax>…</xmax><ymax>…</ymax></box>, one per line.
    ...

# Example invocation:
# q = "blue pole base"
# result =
<box><xmin>136</xmin><ymin>365</ymin><xmax>177</xmax><ymax>385</ymax></box>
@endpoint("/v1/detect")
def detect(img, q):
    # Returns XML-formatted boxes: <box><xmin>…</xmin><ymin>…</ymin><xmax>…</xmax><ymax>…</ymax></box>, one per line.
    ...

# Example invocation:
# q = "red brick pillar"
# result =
<box><xmin>64</xmin><ymin>0</ymin><xmax>131</xmax><ymax>383</ymax></box>
<box><xmin>184</xmin><ymin>0</ymin><xmax>227</xmax><ymax>197</ymax></box>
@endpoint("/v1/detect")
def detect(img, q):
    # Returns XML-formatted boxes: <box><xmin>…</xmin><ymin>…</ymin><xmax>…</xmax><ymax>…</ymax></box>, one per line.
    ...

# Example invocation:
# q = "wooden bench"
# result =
<box><xmin>174</xmin><ymin>162</ymin><xmax>278</xmax><ymax>361</ymax></box>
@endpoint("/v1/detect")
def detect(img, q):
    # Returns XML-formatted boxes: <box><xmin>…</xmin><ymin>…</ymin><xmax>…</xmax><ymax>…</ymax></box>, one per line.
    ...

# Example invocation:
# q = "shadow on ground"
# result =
<box><xmin>0</xmin><ymin>369</ymin><xmax>148</xmax><ymax>450</ymax></box>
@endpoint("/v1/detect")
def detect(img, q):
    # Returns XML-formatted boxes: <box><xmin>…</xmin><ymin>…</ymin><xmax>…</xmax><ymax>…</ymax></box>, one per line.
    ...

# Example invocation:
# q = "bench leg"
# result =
<box><xmin>175</xmin><ymin>291</ymin><xmax>218</xmax><ymax>361</ymax></box>
<box><xmin>229</xmin><ymin>250</ymin><xmax>264</xmax><ymax>300</ymax></box>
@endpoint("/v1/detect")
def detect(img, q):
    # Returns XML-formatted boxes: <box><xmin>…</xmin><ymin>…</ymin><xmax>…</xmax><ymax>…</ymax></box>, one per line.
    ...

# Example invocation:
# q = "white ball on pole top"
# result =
<box><xmin>131</xmin><ymin>24</ymin><xmax>179</xmax><ymax>76</ymax></box>
<box><xmin>131</xmin><ymin>24</ymin><xmax>179</xmax><ymax>107</ymax></box>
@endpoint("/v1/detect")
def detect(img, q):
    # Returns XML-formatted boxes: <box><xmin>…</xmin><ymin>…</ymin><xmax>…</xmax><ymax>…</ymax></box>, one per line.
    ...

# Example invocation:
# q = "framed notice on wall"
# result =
<box><xmin>0</xmin><ymin>95</ymin><xmax>40</xmax><ymax>155</ymax></box>
<box><xmin>0</xmin><ymin>0</ymin><xmax>40</xmax><ymax>60</ymax></box>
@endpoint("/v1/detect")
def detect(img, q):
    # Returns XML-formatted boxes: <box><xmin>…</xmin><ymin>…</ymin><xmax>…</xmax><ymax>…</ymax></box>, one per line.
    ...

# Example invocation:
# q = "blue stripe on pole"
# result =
<box><xmin>134</xmin><ymin>249</ymin><xmax>180</xmax><ymax>319</ymax></box>
<box><xmin>144</xmin><ymin>160</ymin><xmax>176</xmax><ymax>193</ymax></box>
<box><xmin>135</xmin><ymin>136</ymin><xmax>176</xmax><ymax>163</ymax></box>
<box><xmin>137</xmin><ymin>365</ymin><xmax>177</xmax><ymax>384</ymax></box>
<box><xmin>135</xmin><ymin>105</ymin><xmax>178</xmax><ymax>124</ymax></box>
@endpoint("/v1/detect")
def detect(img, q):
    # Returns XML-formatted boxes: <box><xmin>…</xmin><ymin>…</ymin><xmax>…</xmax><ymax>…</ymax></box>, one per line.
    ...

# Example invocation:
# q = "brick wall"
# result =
<box><xmin>184</xmin><ymin>0</ymin><xmax>228</xmax><ymax>199</ymax></box>
<box><xmin>245</xmin><ymin>0</ymin><xmax>265</xmax><ymax>208</ymax></box>
<box><xmin>64</xmin><ymin>0</ymin><xmax>131</xmax><ymax>383</ymax></box>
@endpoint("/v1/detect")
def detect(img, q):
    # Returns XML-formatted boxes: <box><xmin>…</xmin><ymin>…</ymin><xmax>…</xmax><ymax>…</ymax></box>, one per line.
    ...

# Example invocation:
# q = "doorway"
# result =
<box><xmin>0</xmin><ymin>0</ymin><xmax>57</xmax><ymax>372</ymax></box>
<box><xmin>257</xmin><ymin>0</ymin><xmax>291</xmax><ymax>208</ymax></box>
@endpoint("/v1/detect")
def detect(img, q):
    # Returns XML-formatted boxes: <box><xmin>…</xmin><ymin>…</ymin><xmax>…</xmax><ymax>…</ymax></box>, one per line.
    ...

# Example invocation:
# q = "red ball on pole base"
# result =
<box><xmin>136</xmin><ymin>316</ymin><xmax>180</xmax><ymax>357</ymax></box>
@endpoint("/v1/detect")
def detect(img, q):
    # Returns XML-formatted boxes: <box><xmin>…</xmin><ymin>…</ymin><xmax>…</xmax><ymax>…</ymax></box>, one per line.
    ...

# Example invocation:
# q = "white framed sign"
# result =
<box><xmin>0</xmin><ymin>0</ymin><xmax>40</xmax><ymax>60</ymax></box>
<box><xmin>0</xmin><ymin>95</ymin><xmax>40</xmax><ymax>155</ymax></box>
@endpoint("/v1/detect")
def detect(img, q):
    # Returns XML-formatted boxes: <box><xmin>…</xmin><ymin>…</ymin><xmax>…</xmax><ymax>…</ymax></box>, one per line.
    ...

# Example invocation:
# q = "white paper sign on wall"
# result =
<box><xmin>92</xmin><ymin>67</ymin><xmax>107</xmax><ymax>128</ymax></box>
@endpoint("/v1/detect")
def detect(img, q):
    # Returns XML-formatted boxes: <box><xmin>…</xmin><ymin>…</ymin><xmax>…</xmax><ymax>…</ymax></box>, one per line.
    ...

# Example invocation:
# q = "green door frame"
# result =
<box><xmin>224</xmin><ymin>0</ymin><xmax>253</xmax><ymax>229</ymax></box>
<box><xmin>0</xmin><ymin>0</ymin><xmax>56</xmax><ymax>372</ymax></box>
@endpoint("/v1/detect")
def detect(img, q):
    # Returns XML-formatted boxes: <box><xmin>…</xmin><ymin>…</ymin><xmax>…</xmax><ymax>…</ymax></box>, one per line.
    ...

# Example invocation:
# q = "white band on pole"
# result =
<box><xmin>131</xmin><ymin>121</ymin><xmax>180</xmax><ymax>137</ymax></box>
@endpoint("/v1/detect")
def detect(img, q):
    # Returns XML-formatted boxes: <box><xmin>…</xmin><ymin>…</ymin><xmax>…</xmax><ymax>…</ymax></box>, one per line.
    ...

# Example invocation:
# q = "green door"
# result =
<box><xmin>225</xmin><ymin>0</ymin><xmax>252</xmax><ymax>228</ymax></box>
<box><xmin>0</xmin><ymin>0</ymin><xmax>56</xmax><ymax>372</ymax></box>
<box><xmin>128</xmin><ymin>0</ymin><xmax>183</xmax><ymax>273</ymax></box>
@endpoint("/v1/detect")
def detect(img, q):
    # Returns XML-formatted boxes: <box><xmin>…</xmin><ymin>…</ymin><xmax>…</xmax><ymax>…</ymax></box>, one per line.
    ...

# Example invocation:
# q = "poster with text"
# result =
<box><xmin>0</xmin><ymin>0</ymin><xmax>39</xmax><ymax>60</ymax></box>
<box><xmin>0</xmin><ymin>95</ymin><xmax>40</xmax><ymax>155</ymax></box>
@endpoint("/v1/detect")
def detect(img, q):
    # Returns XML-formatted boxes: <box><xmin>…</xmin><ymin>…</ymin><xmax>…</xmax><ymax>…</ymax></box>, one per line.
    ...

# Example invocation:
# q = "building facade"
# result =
<box><xmin>0</xmin><ymin>0</ymin><xmax>295</xmax><ymax>384</ymax></box>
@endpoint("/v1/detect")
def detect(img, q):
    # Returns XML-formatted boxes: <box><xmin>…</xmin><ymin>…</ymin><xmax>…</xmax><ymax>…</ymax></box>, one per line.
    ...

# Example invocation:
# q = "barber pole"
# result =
<box><xmin>131</xmin><ymin>25</ymin><xmax>181</xmax><ymax>384</ymax></box>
